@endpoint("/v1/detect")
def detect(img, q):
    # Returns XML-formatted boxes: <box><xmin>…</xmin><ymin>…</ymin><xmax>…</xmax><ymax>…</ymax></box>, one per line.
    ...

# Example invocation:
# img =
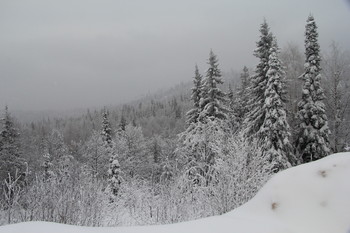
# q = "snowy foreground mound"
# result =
<box><xmin>2</xmin><ymin>152</ymin><xmax>350</xmax><ymax>233</ymax></box>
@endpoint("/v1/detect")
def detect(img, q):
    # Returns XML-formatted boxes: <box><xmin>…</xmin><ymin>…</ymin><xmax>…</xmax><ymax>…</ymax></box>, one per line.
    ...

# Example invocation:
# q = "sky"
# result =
<box><xmin>0</xmin><ymin>0</ymin><xmax>349</xmax><ymax>111</ymax></box>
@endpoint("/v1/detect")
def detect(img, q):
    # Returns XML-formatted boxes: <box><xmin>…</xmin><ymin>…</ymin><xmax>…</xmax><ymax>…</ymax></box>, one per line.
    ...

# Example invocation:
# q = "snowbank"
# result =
<box><xmin>1</xmin><ymin>152</ymin><xmax>350</xmax><ymax>233</ymax></box>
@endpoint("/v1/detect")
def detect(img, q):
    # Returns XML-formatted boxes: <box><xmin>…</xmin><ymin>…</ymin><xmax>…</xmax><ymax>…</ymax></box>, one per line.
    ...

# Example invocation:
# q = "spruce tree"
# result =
<box><xmin>180</xmin><ymin>50</ymin><xmax>228</xmax><ymax>186</ymax></box>
<box><xmin>199</xmin><ymin>50</ymin><xmax>228</xmax><ymax>122</ymax></box>
<box><xmin>244</xmin><ymin>21</ymin><xmax>295</xmax><ymax>171</ymax></box>
<box><xmin>296</xmin><ymin>15</ymin><xmax>330</xmax><ymax>163</ymax></box>
<box><xmin>0</xmin><ymin>106</ymin><xmax>25</xmax><ymax>183</ymax></box>
<box><xmin>260</xmin><ymin>39</ymin><xmax>295</xmax><ymax>170</ymax></box>
<box><xmin>107</xmin><ymin>154</ymin><xmax>122</xmax><ymax>198</ymax></box>
<box><xmin>119</xmin><ymin>115</ymin><xmax>127</xmax><ymax>132</ymax></box>
<box><xmin>101</xmin><ymin>109</ymin><xmax>112</xmax><ymax>146</ymax></box>
<box><xmin>245</xmin><ymin>20</ymin><xmax>274</xmax><ymax>138</ymax></box>
<box><xmin>116</xmin><ymin>115</ymin><xmax>127</xmax><ymax>137</ymax></box>
<box><xmin>100</xmin><ymin>108</ymin><xmax>121</xmax><ymax>197</ymax></box>
<box><xmin>186</xmin><ymin>65</ymin><xmax>203</xmax><ymax>125</ymax></box>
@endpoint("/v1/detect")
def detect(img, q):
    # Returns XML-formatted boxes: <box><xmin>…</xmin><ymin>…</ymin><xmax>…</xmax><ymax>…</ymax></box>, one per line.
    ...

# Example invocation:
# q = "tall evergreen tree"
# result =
<box><xmin>100</xmin><ymin>108</ymin><xmax>121</xmax><ymax>197</ymax></box>
<box><xmin>296</xmin><ymin>15</ymin><xmax>330</xmax><ymax>163</ymax></box>
<box><xmin>260</xmin><ymin>39</ymin><xmax>295</xmax><ymax>171</ymax></box>
<box><xmin>244</xmin><ymin>21</ymin><xmax>295</xmax><ymax>171</ymax></box>
<box><xmin>199</xmin><ymin>50</ymin><xmax>228</xmax><ymax>122</ymax></box>
<box><xmin>107</xmin><ymin>154</ymin><xmax>122</xmax><ymax>198</ymax></box>
<box><xmin>244</xmin><ymin>20</ymin><xmax>274</xmax><ymax>138</ymax></box>
<box><xmin>180</xmin><ymin>51</ymin><xmax>229</xmax><ymax>186</ymax></box>
<box><xmin>119</xmin><ymin>115</ymin><xmax>127</xmax><ymax>132</ymax></box>
<box><xmin>0</xmin><ymin>106</ymin><xmax>25</xmax><ymax>183</ymax></box>
<box><xmin>116</xmin><ymin>115</ymin><xmax>127</xmax><ymax>137</ymax></box>
<box><xmin>186</xmin><ymin>65</ymin><xmax>203</xmax><ymax>124</ymax></box>
<box><xmin>101</xmin><ymin>109</ymin><xmax>112</xmax><ymax>146</ymax></box>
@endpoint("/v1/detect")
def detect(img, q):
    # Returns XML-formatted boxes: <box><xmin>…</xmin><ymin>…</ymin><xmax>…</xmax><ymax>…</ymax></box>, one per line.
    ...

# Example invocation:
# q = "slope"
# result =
<box><xmin>1</xmin><ymin>152</ymin><xmax>350</xmax><ymax>233</ymax></box>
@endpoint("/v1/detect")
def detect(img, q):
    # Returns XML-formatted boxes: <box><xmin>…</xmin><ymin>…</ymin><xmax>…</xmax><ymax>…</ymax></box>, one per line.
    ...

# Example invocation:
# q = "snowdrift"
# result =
<box><xmin>1</xmin><ymin>152</ymin><xmax>350</xmax><ymax>233</ymax></box>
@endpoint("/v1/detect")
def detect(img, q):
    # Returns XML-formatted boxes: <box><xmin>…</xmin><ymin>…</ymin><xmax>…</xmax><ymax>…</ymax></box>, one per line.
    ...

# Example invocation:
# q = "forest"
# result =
<box><xmin>0</xmin><ymin>16</ymin><xmax>349</xmax><ymax>226</ymax></box>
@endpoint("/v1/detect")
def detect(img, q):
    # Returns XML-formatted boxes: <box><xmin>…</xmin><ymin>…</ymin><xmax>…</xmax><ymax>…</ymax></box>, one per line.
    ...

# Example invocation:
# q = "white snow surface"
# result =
<box><xmin>2</xmin><ymin>152</ymin><xmax>350</xmax><ymax>233</ymax></box>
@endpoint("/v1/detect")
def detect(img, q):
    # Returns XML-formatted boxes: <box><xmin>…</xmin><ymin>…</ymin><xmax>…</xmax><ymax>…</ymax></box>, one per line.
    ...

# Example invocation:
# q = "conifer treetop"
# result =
<box><xmin>244</xmin><ymin>20</ymin><xmax>274</xmax><ymax>138</ymax></box>
<box><xmin>186</xmin><ymin>65</ymin><xmax>203</xmax><ymax>125</ymax></box>
<box><xmin>199</xmin><ymin>50</ymin><xmax>228</xmax><ymax>122</ymax></box>
<box><xmin>101</xmin><ymin>108</ymin><xmax>112</xmax><ymax>145</ymax></box>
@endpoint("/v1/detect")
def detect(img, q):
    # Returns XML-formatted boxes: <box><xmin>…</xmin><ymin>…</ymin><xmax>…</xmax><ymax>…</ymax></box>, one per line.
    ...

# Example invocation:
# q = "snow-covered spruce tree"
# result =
<box><xmin>179</xmin><ymin>50</ymin><xmax>229</xmax><ymax>186</ymax></box>
<box><xmin>244</xmin><ymin>20</ymin><xmax>273</xmax><ymax>139</ymax></box>
<box><xmin>199</xmin><ymin>50</ymin><xmax>228</xmax><ymax>122</ymax></box>
<box><xmin>107</xmin><ymin>154</ymin><xmax>122</xmax><ymax>198</ymax></box>
<box><xmin>101</xmin><ymin>108</ymin><xmax>113</xmax><ymax>146</ymax></box>
<box><xmin>296</xmin><ymin>15</ymin><xmax>330</xmax><ymax>163</ymax></box>
<box><xmin>119</xmin><ymin>115</ymin><xmax>127</xmax><ymax>132</ymax></box>
<box><xmin>186</xmin><ymin>65</ymin><xmax>203</xmax><ymax>125</ymax></box>
<box><xmin>100</xmin><ymin>109</ymin><xmax>120</xmax><ymax>197</ymax></box>
<box><xmin>0</xmin><ymin>106</ymin><xmax>25</xmax><ymax>184</ymax></box>
<box><xmin>259</xmin><ymin>39</ymin><xmax>295</xmax><ymax>171</ymax></box>
<box><xmin>244</xmin><ymin>21</ymin><xmax>295</xmax><ymax>171</ymax></box>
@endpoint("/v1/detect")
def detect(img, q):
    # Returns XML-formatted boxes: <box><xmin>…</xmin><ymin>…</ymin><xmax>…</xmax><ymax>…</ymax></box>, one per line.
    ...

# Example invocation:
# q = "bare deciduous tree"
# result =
<box><xmin>323</xmin><ymin>42</ymin><xmax>350</xmax><ymax>152</ymax></box>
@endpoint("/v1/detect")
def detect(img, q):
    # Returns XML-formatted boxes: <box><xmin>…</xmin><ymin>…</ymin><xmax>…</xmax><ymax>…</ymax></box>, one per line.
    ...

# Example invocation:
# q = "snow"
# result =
<box><xmin>1</xmin><ymin>152</ymin><xmax>350</xmax><ymax>233</ymax></box>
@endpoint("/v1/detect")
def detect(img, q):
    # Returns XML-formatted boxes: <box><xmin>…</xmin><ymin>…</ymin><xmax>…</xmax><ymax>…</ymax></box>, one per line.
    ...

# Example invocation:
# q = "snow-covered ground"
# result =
<box><xmin>1</xmin><ymin>152</ymin><xmax>350</xmax><ymax>233</ymax></box>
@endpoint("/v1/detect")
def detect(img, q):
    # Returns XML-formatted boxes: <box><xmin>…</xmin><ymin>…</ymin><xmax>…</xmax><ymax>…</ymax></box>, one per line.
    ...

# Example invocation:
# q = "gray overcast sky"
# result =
<box><xmin>0</xmin><ymin>0</ymin><xmax>349</xmax><ymax>111</ymax></box>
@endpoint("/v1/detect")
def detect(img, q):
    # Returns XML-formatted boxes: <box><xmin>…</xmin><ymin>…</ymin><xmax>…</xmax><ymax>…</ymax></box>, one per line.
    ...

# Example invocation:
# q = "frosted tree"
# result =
<box><xmin>323</xmin><ymin>42</ymin><xmax>350</xmax><ymax>152</ymax></box>
<box><xmin>179</xmin><ymin>51</ymin><xmax>229</xmax><ymax>186</ymax></box>
<box><xmin>259</xmin><ymin>39</ymin><xmax>295</xmax><ymax>171</ymax></box>
<box><xmin>99</xmin><ymin>108</ymin><xmax>121</xmax><ymax>197</ymax></box>
<box><xmin>119</xmin><ymin>115</ymin><xmax>127</xmax><ymax>132</ymax></box>
<box><xmin>296</xmin><ymin>15</ymin><xmax>330</xmax><ymax>163</ymax></box>
<box><xmin>0</xmin><ymin>106</ymin><xmax>25</xmax><ymax>183</ymax></box>
<box><xmin>46</xmin><ymin>129</ymin><xmax>73</xmax><ymax>177</ymax></box>
<box><xmin>199</xmin><ymin>50</ymin><xmax>228</xmax><ymax>122</ymax></box>
<box><xmin>179</xmin><ymin>120</ymin><xmax>226</xmax><ymax>186</ymax></box>
<box><xmin>234</xmin><ymin>66</ymin><xmax>250</xmax><ymax>125</ymax></box>
<box><xmin>186</xmin><ymin>65</ymin><xmax>203</xmax><ymax>125</ymax></box>
<box><xmin>280</xmin><ymin>43</ymin><xmax>304</xmax><ymax>144</ymax></box>
<box><xmin>42</xmin><ymin>150</ymin><xmax>54</xmax><ymax>180</ymax></box>
<box><xmin>101</xmin><ymin>109</ymin><xmax>112</xmax><ymax>146</ymax></box>
<box><xmin>243</xmin><ymin>21</ymin><xmax>296</xmax><ymax>171</ymax></box>
<box><xmin>227</xmin><ymin>84</ymin><xmax>235</xmax><ymax>110</ymax></box>
<box><xmin>244</xmin><ymin>20</ymin><xmax>274</xmax><ymax>138</ymax></box>
<box><xmin>107</xmin><ymin>154</ymin><xmax>122</xmax><ymax>198</ymax></box>
<box><xmin>227</xmin><ymin>84</ymin><xmax>238</xmax><ymax>131</ymax></box>
<box><xmin>83</xmin><ymin>131</ymin><xmax>109</xmax><ymax>180</ymax></box>
<box><xmin>114</xmin><ymin>124</ymin><xmax>149</xmax><ymax>179</ymax></box>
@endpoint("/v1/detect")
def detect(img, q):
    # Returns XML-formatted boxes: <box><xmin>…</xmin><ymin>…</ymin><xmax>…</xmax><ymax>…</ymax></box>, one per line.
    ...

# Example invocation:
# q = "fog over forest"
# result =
<box><xmin>1</xmin><ymin>0</ymin><xmax>349</xmax><ymax>112</ymax></box>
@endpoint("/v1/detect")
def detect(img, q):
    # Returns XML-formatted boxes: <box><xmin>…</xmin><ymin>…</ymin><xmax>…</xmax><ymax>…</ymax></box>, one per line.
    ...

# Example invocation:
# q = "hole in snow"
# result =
<box><xmin>271</xmin><ymin>202</ymin><xmax>279</xmax><ymax>210</ymax></box>
<box><xmin>319</xmin><ymin>170</ymin><xmax>327</xmax><ymax>178</ymax></box>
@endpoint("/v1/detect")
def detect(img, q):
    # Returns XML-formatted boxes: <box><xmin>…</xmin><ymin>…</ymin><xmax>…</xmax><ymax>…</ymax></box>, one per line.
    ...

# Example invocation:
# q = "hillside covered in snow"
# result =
<box><xmin>2</xmin><ymin>152</ymin><xmax>349</xmax><ymax>233</ymax></box>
